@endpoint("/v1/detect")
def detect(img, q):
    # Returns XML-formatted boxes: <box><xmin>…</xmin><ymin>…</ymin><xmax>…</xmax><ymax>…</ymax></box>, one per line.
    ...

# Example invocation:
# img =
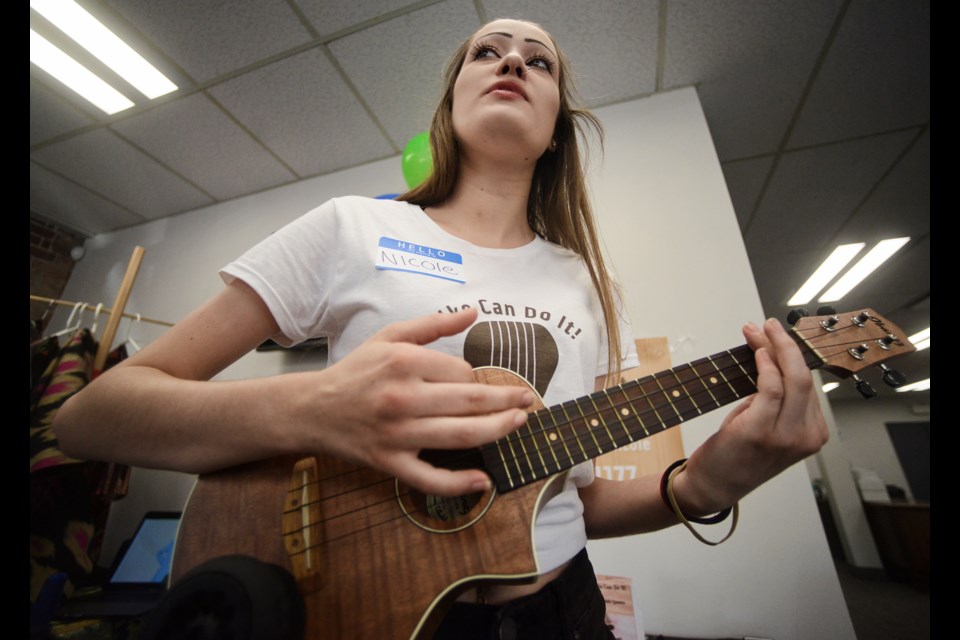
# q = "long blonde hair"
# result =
<box><xmin>397</xmin><ymin>20</ymin><xmax>624</xmax><ymax>384</ymax></box>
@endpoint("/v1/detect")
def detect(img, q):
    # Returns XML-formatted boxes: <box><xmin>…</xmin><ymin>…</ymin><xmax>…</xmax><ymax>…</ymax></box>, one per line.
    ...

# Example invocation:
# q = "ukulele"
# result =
<box><xmin>169</xmin><ymin>308</ymin><xmax>916</xmax><ymax>639</ymax></box>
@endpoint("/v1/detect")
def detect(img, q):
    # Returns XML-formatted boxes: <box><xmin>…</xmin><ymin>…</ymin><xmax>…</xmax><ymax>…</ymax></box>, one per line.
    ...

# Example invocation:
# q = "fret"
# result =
<box><xmin>523</xmin><ymin>419</ymin><xmax>550</xmax><ymax>479</ymax></box>
<box><xmin>557</xmin><ymin>402</ymin><xmax>591</xmax><ymax>462</ymax></box>
<box><xmin>704</xmin><ymin>353</ymin><xmax>740</xmax><ymax>399</ymax></box>
<box><xmin>511</xmin><ymin>421</ymin><xmax>539</xmax><ymax>481</ymax></box>
<box><xmin>585</xmin><ymin>394</ymin><xmax>619</xmax><ymax>452</ymax></box>
<box><xmin>669</xmin><ymin>368</ymin><xmax>703</xmax><ymax>416</ymax></box>
<box><xmin>636</xmin><ymin>376</ymin><xmax>672</xmax><ymax>433</ymax></box>
<box><xmin>728</xmin><ymin>347</ymin><xmax>758</xmax><ymax>389</ymax></box>
<box><xmin>730</xmin><ymin>346</ymin><xmax>760</xmax><ymax>394</ymax></box>
<box><xmin>618</xmin><ymin>383</ymin><xmax>651</xmax><ymax>438</ymax></box>
<box><xmin>651</xmin><ymin>371</ymin><xmax>684</xmax><ymax>423</ymax></box>
<box><xmin>494</xmin><ymin>438</ymin><xmax>514</xmax><ymax>489</ymax></box>
<box><xmin>530</xmin><ymin>411</ymin><xmax>562</xmax><ymax>473</ymax></box>
<box><xmin>601</xmin><ymin>388</ymin><xmax>635</xmax><ymax>444</ymax></box>
<box><xmin>540</xmin><ymin>407</ymin><xmax>577</xmax><ymax>467</ymax></box>
<box><xmin>655</xmin><ymin>369</ymin><xmax>702</xmax><ymax>421</ymax></box>
<box><xmin>503</xmin><ymin>431</ymin><xmax>527</xmax><ymax>484</ymax></box>
<box><xmin>679</xmin><ymin>359</ymin><xmax>722</xmax><ymax>409</ymax></box>
<box><xmin>570</xmin><ymin>397</ymin><xmax>605</xmax><ymax>455</ymax></box>
<box><xmin>710</xmin><ymin>349</ymin><xmax>759</xmax><ymax>400</ymax></box>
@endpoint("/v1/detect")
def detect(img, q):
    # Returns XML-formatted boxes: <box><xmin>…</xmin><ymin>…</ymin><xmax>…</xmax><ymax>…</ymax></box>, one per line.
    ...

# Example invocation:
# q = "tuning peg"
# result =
<box><xmin>880</xmin><ymin>365</ymin><xmax>907</xmax><ymax>388</ymax></box>
<box><xmin>878</xmin><ymin>335</ymin><xmax>897</xmax><ymax>349</ymax></box>
<box><xmin>816</xmin><ymin>305</ymin><xmax>837</xmax><ymax>315</ymax></box>
<box><xmin>852</xmin><ymin>375</ymin><xmax>877</xmax><ymax>399</ymax></box>
<box><xmin>848</xmin><ymin>343</ymin><xmax>869</xmax><ymax>360</ymax></box>
<box><xmin>787</xmin><ymin>308</ymin><xmax>809</xmax><ymax>326</ymax></box>
<box><xmin>820</xmin><ymin>315</ymin><xmax>840</xmax><ymax>331</ymax></box>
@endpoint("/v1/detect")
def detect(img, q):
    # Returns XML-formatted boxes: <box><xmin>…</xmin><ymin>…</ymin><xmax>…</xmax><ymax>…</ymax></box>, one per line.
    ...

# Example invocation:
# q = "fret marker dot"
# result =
<box><xmin>590</xmin><ymin>419</ymin><xmax>599</xmax><ymax>427</ymax></box>
<box><xmin>620</xmin><ymin>408</ymin><xmax>629</xmax><ymax>416</ymax></box>
<box><xmin>710</xmin><ymin>376</ymin><xmax>718</xmax><ymax>384</ymax></box>
<box><xmin>549</xmin><ymin>432</ymin><xmax>558</xmax><ymax>441</ymax></box>
<box><xmin>672</xmin><ymin>390</ymin><xmax>680</xmax><ymax>398</ymax></box>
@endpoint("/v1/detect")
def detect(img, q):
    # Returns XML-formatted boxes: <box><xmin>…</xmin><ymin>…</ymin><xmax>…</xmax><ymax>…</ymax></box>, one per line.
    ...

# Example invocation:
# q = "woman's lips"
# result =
<box><xmin>487</xmin><ymin>81</ymin><xmax>527</xmax><ymax>100</ymax></box>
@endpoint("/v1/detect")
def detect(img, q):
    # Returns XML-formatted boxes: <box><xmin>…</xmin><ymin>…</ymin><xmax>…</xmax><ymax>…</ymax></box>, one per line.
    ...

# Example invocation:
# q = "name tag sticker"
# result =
<box><xmin>376</xmin><ymin>237</ymin><xmax>465</xmax><ymax>284</ymax></box>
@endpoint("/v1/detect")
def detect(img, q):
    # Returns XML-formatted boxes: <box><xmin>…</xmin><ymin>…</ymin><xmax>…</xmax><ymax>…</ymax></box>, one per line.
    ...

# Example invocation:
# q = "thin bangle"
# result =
<box><xmin>658</xmin><ymin>459</ymin><xmax>732</xmax><ymax>525</ymax></box>
<box><xmin>665</xmin><ymin>460</ymin><xmax>739</xmax><ymax>546</ymax></box>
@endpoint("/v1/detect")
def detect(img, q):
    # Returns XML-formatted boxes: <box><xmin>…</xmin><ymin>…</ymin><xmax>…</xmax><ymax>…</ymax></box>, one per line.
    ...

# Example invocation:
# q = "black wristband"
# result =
<box><xmin>659</xmin><ymin>458</ymin><xmax>733</xmax><ymax>525</ymax></box>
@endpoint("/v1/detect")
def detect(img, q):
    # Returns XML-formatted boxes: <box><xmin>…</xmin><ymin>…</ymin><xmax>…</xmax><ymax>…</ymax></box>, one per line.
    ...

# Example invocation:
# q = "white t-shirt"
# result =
<box><xmin>220</xmin><ymin>195</ymin><xmax>640</xmax><ymax>572</ymax></box>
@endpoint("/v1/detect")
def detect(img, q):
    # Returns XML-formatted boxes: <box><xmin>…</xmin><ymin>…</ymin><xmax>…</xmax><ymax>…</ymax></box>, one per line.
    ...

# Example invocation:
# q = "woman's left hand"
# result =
<box><xmin>672</xmin><ymin>318</ymin><xmax>830</xmax><ymax>515</ymax></box>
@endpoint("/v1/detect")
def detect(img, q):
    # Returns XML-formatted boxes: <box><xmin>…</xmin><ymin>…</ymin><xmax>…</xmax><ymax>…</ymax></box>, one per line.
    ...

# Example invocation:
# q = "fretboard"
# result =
<box><xmin>481</xmin><ymin>342</ymin><xmax>820</xmax><ymax>493</ymax></box>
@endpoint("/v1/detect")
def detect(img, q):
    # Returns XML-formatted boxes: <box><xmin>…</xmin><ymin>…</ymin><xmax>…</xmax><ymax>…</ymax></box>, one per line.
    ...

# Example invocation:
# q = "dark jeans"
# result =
<box><xmin>432</xmin><ymin>548</ymin><xmax>616</xmax><ymax>640</ymax></box>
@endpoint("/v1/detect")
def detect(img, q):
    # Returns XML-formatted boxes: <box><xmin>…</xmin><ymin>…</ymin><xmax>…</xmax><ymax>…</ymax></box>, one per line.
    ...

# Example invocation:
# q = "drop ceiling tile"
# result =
<box><xmin>841</xmin><ymin>236</ymin><xmax>929</xmax><ymax>312</ymax></box>
<box><xmin>720</xmin><ymin>155</ymin><xmax>775</xmax><ymax>232</ymax></box>
<box><xmin>209</xmin><ymin>48</ymin><xmax>395</xmax><ymax>178</ymax></box>
<box><xmin>296</xmin><ymin>0</ymin><xmax>424</xmax><ymax>36</ymax></box>
<box><xmin>31</xmin><ymin>129</ymin><xmax>214</xmax><ymax>219</ymax></box>
<box><xmin>480</xmin><ymin>0</ymin><xmax>659</xmax><ymax>107</ymax></box>
<box><xmin>328</xmin><ymin>0</ymin><xmax>482</xmax><ymax>147</ymax></box>
<box><xmin>748</xmin><ymin>248</ymin><xmax>828</xmax><ymax>314</ymax></box>
<box><xmin>111</xmin><ymin>92</ymin><xmax>297</xmax><ymax>201</ymax></box>
<box><xmin>836</xmin><ymin>128</ymin><xmax>929</xmax><ymax>243</ymax></box>
<box><xmin>743</xmin><ymin>129</ymin><xmax>917</xmax><ymax>258</ymax></box>
<box><xmin>30</xmin><ymin>162</ymin><xmax>146</xmax><ymax>237</ymax></box>
<box><xmin>104</xmin><ymin>0</ymin><xmax>313</xmax><ymax>83</ymax></box>
<box><xmin>30</xmin><ymin>77</ymin><xmax>98</xmax><ymax>147</ymax></box>
<box><xmin>788</xmin><ymin>0</ymin><xmax>930</xmax><ymax>147</ymax></box>
<box><xmin>664</xmin><ymin>0</ymin><xmax>844</xmax><ymax>160</ymax></box>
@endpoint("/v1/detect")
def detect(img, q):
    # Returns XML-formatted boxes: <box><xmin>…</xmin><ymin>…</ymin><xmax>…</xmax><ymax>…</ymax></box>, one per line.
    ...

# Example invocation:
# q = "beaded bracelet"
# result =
<box><xmin>660</xmin><ymin>459</ymin><xmax>739</xmax><ymax>545</ymax></box>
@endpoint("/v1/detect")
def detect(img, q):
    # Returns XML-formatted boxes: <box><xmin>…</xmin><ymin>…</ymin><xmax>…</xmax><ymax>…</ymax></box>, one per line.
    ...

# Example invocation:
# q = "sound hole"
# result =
<box><xmin>396</xmin><ymin>449</ymin><xmax>495</xmax><ymax>533</ymax></box>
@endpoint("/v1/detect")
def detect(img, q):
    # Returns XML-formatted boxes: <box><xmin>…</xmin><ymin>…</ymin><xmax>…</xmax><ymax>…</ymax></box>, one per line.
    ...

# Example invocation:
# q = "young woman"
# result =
<box><xmin>53</xmin><ymin>18</ymin><xmax>828</xmax><ymax>640</ymax></box>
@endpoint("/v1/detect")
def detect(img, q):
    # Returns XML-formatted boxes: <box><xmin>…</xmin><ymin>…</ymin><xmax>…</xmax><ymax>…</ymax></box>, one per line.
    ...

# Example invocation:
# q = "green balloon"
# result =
<box><xmin>401</xmin><ymin>132</ymin><xmax>433</xmax><ymax>189</ymax></box>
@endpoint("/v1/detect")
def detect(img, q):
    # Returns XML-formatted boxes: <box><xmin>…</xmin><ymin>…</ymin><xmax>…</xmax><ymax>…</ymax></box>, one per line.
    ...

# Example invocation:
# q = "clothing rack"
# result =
<box><xmin>29</xmin><ymin>294</ymin><xmax>174</xmax><ymax>328</ymax></box>
<box><xmin>30</xmin><ymin>246</ymin><xmax>174</xmax><ymax>372</ymax></box>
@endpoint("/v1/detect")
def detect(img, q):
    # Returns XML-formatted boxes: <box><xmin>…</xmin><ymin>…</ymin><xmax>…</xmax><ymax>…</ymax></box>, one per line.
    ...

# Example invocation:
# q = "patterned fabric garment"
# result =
<box><xmin>30</xmin><ymin>335</ymin><xmax>60</xmax><ymax>409</ymax></box>
<box><xmin>29</xmin><ymin>329</ymin><xmax>131</xmax><ymax>605</ymax></box>
<box><xmin>30</xmin><ymin>329</ymin><xmax>95</xmax><ymax>473</ymax></box>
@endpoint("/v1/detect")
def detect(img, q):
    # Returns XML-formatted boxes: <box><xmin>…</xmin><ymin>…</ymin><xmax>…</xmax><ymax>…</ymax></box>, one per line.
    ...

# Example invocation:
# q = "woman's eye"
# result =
<box><xmin>472</xmin><ymin>45</ymin><xmax>498</xmax><ymax>60</ymax></box>
<box><xmin>526</xmin><ymin>56</ymin><xmax>554</xmax><ymax>72</ymax></box>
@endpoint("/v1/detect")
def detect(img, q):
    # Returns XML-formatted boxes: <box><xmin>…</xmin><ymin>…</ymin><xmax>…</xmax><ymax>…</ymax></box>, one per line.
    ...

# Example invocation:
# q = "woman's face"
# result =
<box><xmin>451</xmin><ymin>19</ymin><xmax>561</xmax><ymax>162</ymax></box>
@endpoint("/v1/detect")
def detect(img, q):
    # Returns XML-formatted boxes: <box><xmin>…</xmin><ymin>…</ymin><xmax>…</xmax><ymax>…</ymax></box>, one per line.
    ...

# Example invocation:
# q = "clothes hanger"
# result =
<box><xmin>49</xmin><ymin>302</ymin><xmax>87</xmax><ymax>340</ymax></box>
<box><xmin>123</xmin><ymin>313</ymin><xmax>142</xmax><ymax>353</ymax></box>
<box><xmin>35</xmin><ymin>299</ymin><xmax>57</xmax><ymax>334</ymax></box>
<box><xmin>30</xmin><ymin>300</ymin><xmax>60</xmax><ymax>347</ymax></box>
<box><xmin>89</xmin><ymin>303</ymin><xmax>104</xmax><ymax>339</ymax></box>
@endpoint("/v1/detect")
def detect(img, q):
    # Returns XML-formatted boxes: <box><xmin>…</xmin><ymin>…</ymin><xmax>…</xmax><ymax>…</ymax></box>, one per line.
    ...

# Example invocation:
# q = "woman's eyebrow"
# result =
<box><xmin>476</xmin><ymin>31</ymin><xmax>554</xmax><ymax>52</ymax></box>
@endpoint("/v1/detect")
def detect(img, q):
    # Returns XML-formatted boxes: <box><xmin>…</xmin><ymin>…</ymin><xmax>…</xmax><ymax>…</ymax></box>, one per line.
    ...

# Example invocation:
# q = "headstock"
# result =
<box><xmin>787</xmin><ymin>306</ymin><xmax>916</xmax><ymax>398</ymax></box>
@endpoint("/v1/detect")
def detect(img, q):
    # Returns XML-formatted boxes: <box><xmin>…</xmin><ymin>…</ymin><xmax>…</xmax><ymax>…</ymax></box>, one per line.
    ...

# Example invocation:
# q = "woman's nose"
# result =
<box><xmin>498</xmin><ymin>52</ymin><xmax>526</xmax><ymax>78</ymax></box>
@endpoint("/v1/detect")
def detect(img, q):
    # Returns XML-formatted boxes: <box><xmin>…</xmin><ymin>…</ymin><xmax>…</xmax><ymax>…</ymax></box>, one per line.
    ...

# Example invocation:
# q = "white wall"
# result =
<box><xmin>56</xmin><ymin>87</ymin><xmax>854</xmax><ymax>639</ymax></box>
<box><xmin>583</xmin><ymin>89</ymin><xmax>854</xmax><ymax>639</ymax></box>
<box><xmin>828</xmin><ymin>397</ymin><xmax>924</xmax><ymax>500</ymax></box>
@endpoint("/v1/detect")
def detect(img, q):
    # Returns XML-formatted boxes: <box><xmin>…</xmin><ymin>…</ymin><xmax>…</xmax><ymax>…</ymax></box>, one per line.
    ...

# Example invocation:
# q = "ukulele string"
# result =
<box><xmin>283</xmin><ymin>332</ymin><xmax>868</xmax><ymax>550</ymax></box>
<box><xmin>432</xmin><ymin>330</ymin><xmax>867</xmax><ymax>479</ymax></box>
<box><xmin>282</xmin><ymin>349</ymin><xmax>760</xmax><ymax>549</ymax></box>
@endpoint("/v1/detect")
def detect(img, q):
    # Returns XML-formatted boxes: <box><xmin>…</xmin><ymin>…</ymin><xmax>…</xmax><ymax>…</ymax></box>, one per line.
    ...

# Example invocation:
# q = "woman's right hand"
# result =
<box><xmin>296</xmin><ymin>310</ymin><xmax>534</xmax><ymax>496</ymax></box>
<box><xmin>292</xmin><ymin>307</ymin><xmax>534</xmax><ymax>497</ymax></box>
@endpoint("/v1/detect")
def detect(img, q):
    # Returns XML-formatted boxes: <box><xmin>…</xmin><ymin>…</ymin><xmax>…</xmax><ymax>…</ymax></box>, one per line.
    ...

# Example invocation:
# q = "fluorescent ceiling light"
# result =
<box><xmin>31</xmin><ymin>0</ymin><xmax>177</xmax><ymax>99</ymax></box>
<box><xmin>819</xmin><ymin>237</ymin><xmax>910</xmax><ymax>303</ymax></box>
<box><xmin>822</xmin><ymin>382</ymin><xmax>840</xmax><ymax>394</ymax></box>
<box><xmin>30</xmin><ymin>29</ymin><xmax>133</xmax><ymax>115</ymax></box>
<box><xmin>908</xmin><ymin>328</ymin><xmax>930</xmax><ymax>351</ymax></box>
<box><xmin>787</xmin><ymin>243</ymin><xmax>864</xmax><ymax>306</ymax></box>
<box><xmin>895</xmin><ymin>378</ymin><xmax>930</xmax><ymax>393</ymax></box>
